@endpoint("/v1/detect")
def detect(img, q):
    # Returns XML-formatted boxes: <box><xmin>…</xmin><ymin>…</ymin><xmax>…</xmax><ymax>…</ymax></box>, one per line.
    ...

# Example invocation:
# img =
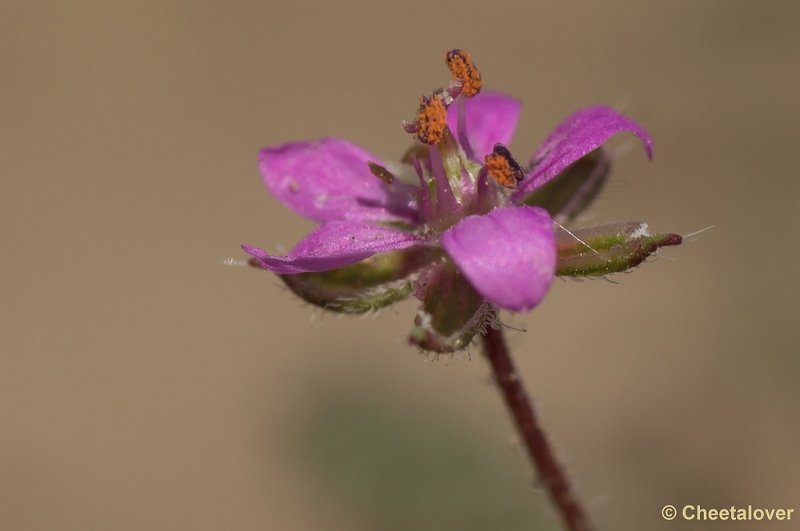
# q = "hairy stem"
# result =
<box><xmin>481</xmin><ymin>324</ymin><xmax>595</xmax><ymax>531</ymax></box>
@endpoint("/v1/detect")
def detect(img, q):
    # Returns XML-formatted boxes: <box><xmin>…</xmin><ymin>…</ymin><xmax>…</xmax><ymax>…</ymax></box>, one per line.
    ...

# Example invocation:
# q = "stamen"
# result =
<box><xmin>367</xmin><ymin>161</ymin><xmax>395</xmax><ymax>184</ymax></box>
<box><xmin>414</xmin><ymin>95</ymin><xmax>447</xmax><ymax>145</ymax></box>
<box><xmin>432</xmin><ymin>86</ymin><xmax>455</xmax><ymax>107</ymax></box>
<box><xmin>455</xmin><ymin>97</ymin><xmax>476</xmax><ymax>161</ymax></box>
<box><xmin>446</xmin><ymin>49</ymin><xmax>482</xmax><ymax>97</ymax></box>
<box><xmin>400</xmin><ymin>144</ymin><xmax>430</xmax><ymax>165</ymax></box>
<box><xmin>484</xmin><ymin>144</ymin><xmax>525</xmax><ymax>189</ymax></box>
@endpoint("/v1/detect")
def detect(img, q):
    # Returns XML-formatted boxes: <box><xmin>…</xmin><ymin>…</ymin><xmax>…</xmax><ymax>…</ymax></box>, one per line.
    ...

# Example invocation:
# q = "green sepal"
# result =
<box><xmin>277</xmin><ymin>248</ymin><xmax>439</xmax><ymax>314</ymax></box>
<box><xmin>556</xmin><ymin>221</ymin><xmax>682</xmax><ymax>277</ymax></box>
<box><xmin>523</xmin><ymin>149</ymin><xmax>610</xmax><ymax>223</ymax></box>
<box><xmin>408</xmin><ymin>260</ymin><xmax>490</xmax><ymax>353</ymax></box>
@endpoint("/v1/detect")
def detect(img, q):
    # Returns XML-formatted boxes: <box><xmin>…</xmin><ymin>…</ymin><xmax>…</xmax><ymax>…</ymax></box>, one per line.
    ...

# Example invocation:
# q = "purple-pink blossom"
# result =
<box><xmin>245</xmin><ymin>103</ymin><xmax>649</xmax><ymax>304</ymax></box>
<box><xmin>243</xmin><ymin>50</ymin><xmax>658</xmax><ymax>350</ymax></box>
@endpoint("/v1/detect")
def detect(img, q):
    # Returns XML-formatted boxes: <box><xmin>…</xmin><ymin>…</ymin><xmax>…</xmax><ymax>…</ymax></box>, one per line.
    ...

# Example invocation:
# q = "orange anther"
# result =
<box><xmin>415</xmin><ymin>96</ymin><xmax>448</xmax><ymax>145</ymax></box>
<box><xmin>446</xmin><ymin>49</ymin><xmax>483</xmax><ymax>97</ymax></box>
<box><xmin>484</xmin><ymin>144</ymin><xmax>525</xmax><ymax>189</ymax></box>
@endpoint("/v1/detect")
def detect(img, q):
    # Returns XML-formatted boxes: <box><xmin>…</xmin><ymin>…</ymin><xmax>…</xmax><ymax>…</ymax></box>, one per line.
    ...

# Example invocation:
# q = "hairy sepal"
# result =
<box><xmin>556</xmin><ymin>221</ymin><xmax>682</xmax><ymax>277</ymax></box>
<box><xmin>408</xmin><ymin>261</ymin><xmax>491</xmax><ymax>353</ymax></box>
<box><xmin>275</xmin><ymin>249</ymin><xmax>437</xmax><ymax>314</ymax></box>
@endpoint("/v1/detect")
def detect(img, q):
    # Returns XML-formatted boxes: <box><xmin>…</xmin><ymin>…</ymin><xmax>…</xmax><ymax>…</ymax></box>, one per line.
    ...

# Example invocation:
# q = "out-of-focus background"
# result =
<box><xmin>2</xmin><ymin>1</ymin><xmax>798</xmax><ymax>530</ymax></box>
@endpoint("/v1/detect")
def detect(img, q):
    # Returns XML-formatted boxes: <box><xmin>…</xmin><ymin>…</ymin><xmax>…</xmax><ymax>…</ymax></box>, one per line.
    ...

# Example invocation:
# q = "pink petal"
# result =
<box><xmin>243</xmin><ymin>221</ymin><xmax>424</xmax><ymax>274</ymax></box>
<box><xmin>513</xmin><ymin>106</ymin><xmax>652</xmax><ymax>201</ymax></box>
<box><xmin>441</xmin><ymin>206</ymin><xmax>556</xmax><ymax>312</ymax></box>
<box><xmin>446</xmin><ymin>91</ymin><xmax>522</xmax><ymax>159</ymax></box>
<box><xmin>260</xmin><ymin>138</ymin><xmax>418</xmax><ymax>223</ymax></box>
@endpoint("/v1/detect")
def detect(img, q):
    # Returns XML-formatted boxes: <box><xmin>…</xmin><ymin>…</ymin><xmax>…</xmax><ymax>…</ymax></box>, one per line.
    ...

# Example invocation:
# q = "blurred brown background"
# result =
<box><xmin>2</xmin><ymin>1</ymin><xmax>798</xmax><ymax>530</ymax></box>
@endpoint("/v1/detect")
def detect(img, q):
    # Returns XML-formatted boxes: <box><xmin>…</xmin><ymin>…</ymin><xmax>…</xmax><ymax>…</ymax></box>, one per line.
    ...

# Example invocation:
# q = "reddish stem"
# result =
<box><xmin>482</xmin><ymin>324</ymin><xmax>595</xmax><ymax>531</ymax></box>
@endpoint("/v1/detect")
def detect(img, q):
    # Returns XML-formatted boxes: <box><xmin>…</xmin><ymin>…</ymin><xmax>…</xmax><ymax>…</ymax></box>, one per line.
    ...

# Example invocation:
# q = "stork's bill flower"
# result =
<box><xmin>243</xmin><ymin>49</ymin><xmax>681</xmax><ymax>352</ymax></box>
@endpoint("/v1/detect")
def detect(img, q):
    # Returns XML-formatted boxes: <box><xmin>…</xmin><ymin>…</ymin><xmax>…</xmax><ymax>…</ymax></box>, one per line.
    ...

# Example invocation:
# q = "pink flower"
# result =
<box><xmin>244</xmin><ymin>50</ymin><xmax>675</xmax><ymax>351</ymax></box>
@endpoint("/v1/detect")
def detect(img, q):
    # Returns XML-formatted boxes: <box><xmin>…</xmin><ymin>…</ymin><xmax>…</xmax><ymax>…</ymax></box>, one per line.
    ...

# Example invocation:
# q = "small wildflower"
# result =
<box><xmin>243</xmin><ymin>50</ymin><xmax>681</xmax><ymax>352</ymax></box>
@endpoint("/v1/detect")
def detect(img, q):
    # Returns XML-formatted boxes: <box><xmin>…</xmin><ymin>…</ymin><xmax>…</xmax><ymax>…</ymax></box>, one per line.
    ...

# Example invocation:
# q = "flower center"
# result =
<box><xmin>398</xmin><ymin>50</ymin><xmax>511</xmax><ymax>231</ymax></box>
